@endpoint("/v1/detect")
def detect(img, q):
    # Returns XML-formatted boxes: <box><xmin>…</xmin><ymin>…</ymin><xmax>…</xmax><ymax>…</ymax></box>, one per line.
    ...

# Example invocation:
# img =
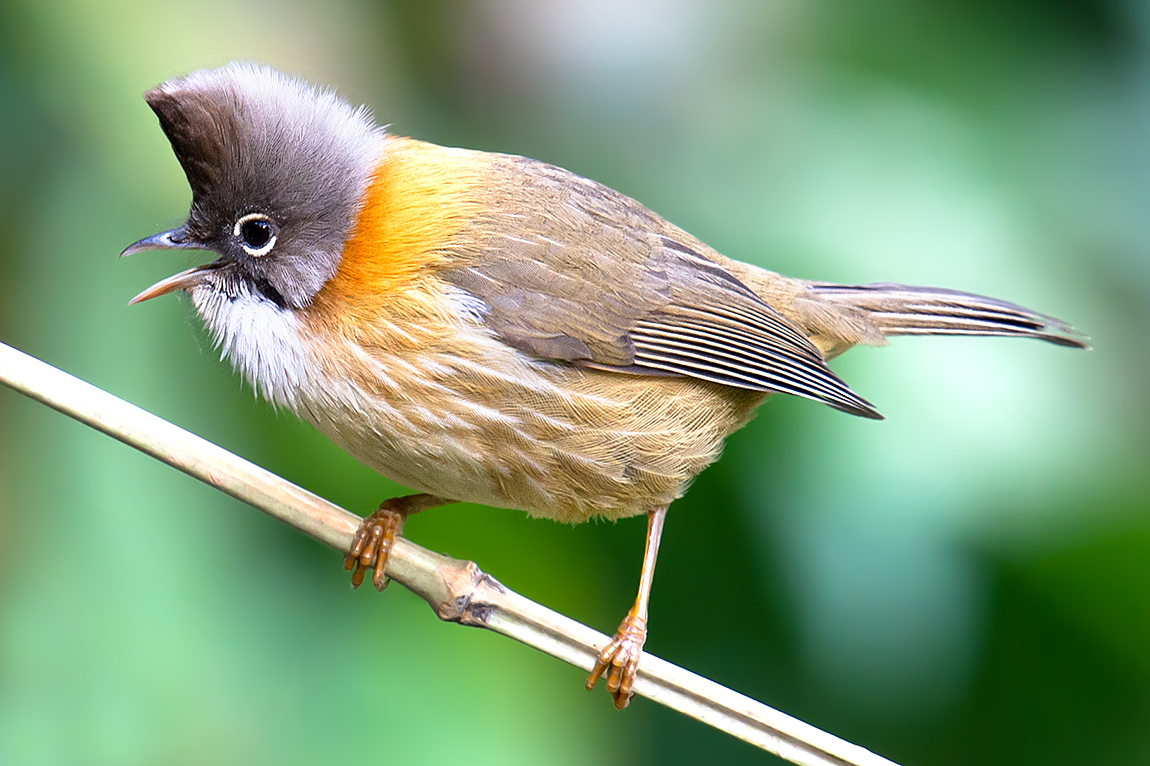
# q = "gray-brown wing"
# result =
<box><xmin>441</xmin><ymin>157</ymin><xmax>881</xmax><ymax>419</ymax></box>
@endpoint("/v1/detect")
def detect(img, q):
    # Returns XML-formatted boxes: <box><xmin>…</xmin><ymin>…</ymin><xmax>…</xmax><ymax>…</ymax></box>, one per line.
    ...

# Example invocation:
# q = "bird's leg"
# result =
<box><xmin>344</xmin><ymin>493</ymin><xmax>451</xmax><ymax>591</ymax></box>
<box><xmin>586</xmin><ymin>505</ymin><xmax>668</xmax><ymax>709</ymax></box>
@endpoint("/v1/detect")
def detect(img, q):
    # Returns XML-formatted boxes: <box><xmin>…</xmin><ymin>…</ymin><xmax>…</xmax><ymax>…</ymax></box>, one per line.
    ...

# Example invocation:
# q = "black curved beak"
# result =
<box><xmin>120</xmin><ymin>225</ymin><xmax>197</xmax><ymax>258</ymax></box>
<box><xmin>121</xmin><ymin>225</ymin><xmax>222</xmax><ymax>305</ymax></box>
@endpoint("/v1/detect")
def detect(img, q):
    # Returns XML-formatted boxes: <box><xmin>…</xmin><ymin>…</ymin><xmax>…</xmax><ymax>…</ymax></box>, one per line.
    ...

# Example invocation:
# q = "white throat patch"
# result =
<box><xmin>190</xmin><ymin>284</ymin><xmax>310</xmax><ymax>411</ymax></box>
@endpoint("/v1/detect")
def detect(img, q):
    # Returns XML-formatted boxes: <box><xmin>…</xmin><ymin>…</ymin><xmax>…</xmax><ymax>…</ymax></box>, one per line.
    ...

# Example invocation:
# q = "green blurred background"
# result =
<box><xmin>1</xmin><ymin>0</ymin><xmax>1146</xmax><ymax>763</ymax></box>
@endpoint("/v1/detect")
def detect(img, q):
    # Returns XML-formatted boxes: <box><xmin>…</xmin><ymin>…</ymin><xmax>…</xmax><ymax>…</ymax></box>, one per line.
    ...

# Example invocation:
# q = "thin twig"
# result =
<box><xmin>0</xmin><ymin>340</ymin><xmax>898</xmax><ymax>766</ymax></box>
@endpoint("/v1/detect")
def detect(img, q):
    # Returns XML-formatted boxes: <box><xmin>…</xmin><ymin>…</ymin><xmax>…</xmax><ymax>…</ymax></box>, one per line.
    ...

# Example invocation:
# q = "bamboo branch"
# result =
<box><xmin>0</xmin><ymin>340</ymin><xmax>898</xmax><ymax>766</ymax></box>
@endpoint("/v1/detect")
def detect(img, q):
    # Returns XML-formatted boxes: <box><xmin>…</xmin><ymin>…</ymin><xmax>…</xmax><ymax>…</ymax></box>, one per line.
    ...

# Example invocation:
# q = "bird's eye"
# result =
<box><xmin>234</xmin><ymin>213</ymin><xmax>276</xmax><ymax>256</ymax></box>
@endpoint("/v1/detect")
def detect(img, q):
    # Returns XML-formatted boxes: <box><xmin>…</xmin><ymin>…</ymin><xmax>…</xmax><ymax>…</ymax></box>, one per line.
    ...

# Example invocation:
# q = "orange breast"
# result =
<box><xmin>311</xmin><ymin>136</ymin><xmax>493</xmax><ymax>328</ymax></box>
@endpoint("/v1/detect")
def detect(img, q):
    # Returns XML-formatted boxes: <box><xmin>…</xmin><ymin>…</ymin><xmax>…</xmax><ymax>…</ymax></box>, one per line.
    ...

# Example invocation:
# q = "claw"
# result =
<box><xmin>341</xmin><ymin>494</ymin><xmax>451</xmax><ymax>592</ymax></box>
<box><xmin>348</xmin><ymin>560</ymin><xmax>368</xmax><ymax>589</ymax></box>
<box><xmin>343</xmin><ymin>503</ymin><xmax>406</xmax><ymax>591</ymax></box>
<box><xmin>587</xmin><ymin>612</ymin><xmax>647</xmax><ymax>709</ymax></box>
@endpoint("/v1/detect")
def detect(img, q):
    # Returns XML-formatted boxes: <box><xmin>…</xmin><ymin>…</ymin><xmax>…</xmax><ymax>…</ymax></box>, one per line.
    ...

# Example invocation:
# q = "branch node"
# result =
<box><xmin>431</xmin><ymin>558</ymin><xmax>503</xmax><ymax>627</ymax></box>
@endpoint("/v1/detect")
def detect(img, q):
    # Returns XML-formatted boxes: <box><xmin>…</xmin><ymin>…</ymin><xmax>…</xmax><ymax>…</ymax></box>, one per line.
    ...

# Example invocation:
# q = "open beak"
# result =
<box><xmin>121</xmin><ymin>226</ymin><xmax>222</xmax><ymax>305</ymax></box>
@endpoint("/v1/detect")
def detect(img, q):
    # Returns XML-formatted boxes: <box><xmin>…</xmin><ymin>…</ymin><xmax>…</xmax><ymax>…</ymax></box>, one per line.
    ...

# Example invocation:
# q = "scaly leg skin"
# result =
<box><xmin>343</xmin><ymin>494</ymin><xmax>450</xmax><ymax>591</ymax></box>
<box><xmin>587</xmin><ymin>505</ymin><xmax>668</xmax><ymax>709</ymax></box>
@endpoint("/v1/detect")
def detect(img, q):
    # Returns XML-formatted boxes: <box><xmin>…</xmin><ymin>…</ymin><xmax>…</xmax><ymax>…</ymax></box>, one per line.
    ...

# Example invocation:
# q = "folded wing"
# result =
<box><xmin>442</xmin><ymin>159</ymin><xmax>881</xmax><ymax>419</ymax></box>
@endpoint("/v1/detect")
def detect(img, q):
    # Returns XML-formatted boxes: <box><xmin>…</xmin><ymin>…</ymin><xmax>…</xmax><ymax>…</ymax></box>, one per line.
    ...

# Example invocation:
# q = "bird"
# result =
<box><xmin>122</xmin><ymin>62</ymin><xmax>1088</xmax><ymax>710</ymax></box>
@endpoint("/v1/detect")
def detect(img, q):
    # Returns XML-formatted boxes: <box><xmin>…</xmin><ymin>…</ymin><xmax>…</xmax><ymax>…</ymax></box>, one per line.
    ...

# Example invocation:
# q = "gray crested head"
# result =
<box><xmin>128</xmin><ymin>62</ymin><xmax>384</xmax><ymax>309</ymax></box>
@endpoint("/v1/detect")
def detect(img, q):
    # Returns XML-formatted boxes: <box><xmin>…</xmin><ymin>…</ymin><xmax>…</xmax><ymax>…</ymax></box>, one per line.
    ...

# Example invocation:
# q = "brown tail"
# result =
<box><xmin>807</xmin><ymin>282</ymin><xmax>1090</xmax><ymax>350</ymax></box>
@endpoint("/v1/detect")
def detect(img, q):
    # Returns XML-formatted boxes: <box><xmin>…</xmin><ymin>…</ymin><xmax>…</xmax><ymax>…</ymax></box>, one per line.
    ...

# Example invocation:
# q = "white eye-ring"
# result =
<box><xmin>234</xmin><ymin>213</ymin><xmax>277</xmax><ymax>257</ymax></box>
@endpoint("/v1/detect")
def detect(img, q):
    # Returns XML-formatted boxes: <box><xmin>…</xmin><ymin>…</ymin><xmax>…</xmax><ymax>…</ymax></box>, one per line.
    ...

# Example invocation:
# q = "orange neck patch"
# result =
<box><xmin>313</xmin><ymin>136</ymin><xmax>491</xmax><ymax>323</ymax></box>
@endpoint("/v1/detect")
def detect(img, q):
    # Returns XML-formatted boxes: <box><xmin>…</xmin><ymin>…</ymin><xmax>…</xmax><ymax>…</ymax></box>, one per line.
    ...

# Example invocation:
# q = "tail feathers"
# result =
<box><xmin>808</xmin><ymin>282</ymin><xmax>1090</xmax><ymax>350</ymax></box>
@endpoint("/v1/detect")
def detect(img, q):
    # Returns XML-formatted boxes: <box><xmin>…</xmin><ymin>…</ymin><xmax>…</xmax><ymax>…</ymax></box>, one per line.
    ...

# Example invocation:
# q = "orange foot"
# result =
<box><xmin>343</xmin><ymin>501</ymin><xmax>407</xmax><ymax>591</ymax></box>
<box><xmin>586</xmin><ymin>611</ymin><xmax>647</xmax><ymax>709</ymax></box>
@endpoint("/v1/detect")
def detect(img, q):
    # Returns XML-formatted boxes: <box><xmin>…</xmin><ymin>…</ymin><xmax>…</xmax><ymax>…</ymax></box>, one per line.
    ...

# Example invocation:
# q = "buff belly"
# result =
<box><xmin>298</xmin><ymin>336</ymin><xmax>765</xmax><ymax>523</ymax></box>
